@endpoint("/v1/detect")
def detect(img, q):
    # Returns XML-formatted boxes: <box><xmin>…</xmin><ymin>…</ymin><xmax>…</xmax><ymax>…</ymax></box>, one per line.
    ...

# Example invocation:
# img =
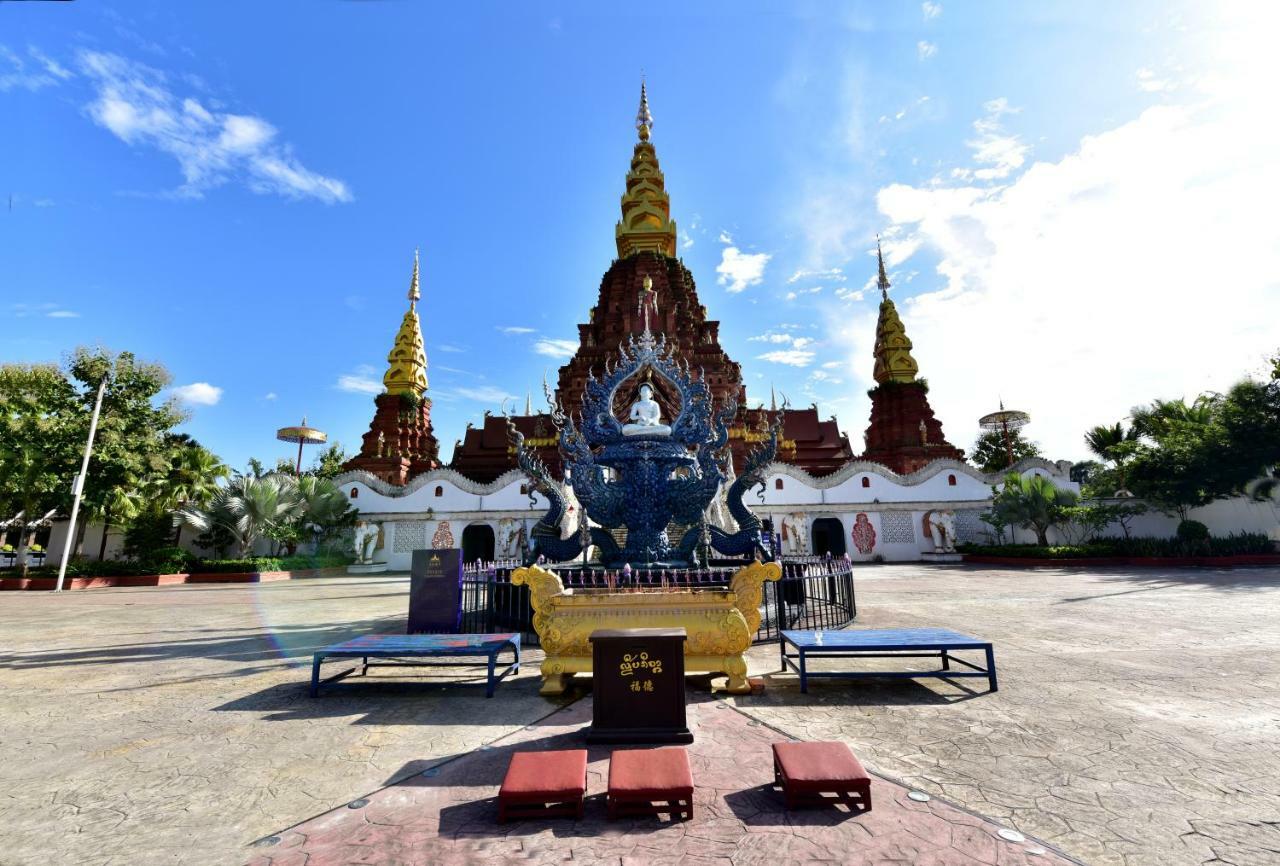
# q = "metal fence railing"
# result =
<box><xmin>456</xmin><ymin>555</ymin><xmax>858</xmax><ymax>646</ymax></box>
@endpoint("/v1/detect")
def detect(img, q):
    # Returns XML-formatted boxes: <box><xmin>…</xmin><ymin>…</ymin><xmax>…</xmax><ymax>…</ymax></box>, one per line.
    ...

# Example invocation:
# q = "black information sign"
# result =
<box><xmin>408</xmin><ymin>548</ymin><xmax>464</xmax><ymax>633</ymax></box>
<box><xmin>585</xmin><ymin>627</ymin><xmax>692</xmax><ymax>744</ymax></box>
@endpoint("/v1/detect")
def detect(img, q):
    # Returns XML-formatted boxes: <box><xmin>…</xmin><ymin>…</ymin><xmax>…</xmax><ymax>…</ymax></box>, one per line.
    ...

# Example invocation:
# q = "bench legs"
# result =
<box><xmin>774</xmin><ymin>754</ymin><xmax>871</xmax><ymax>812</ymax></box>
<box><xmin>985</xmin><ymin>645</ymin><xmax>998</xmax><ymax>692</ymax></box>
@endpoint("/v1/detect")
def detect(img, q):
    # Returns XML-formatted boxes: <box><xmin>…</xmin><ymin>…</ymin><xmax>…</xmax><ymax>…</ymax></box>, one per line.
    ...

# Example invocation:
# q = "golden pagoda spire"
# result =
<box><xmin>871</xmin><ymin>238</ymin><xmax>920</xmax><ymax>384</ymax></box>
<box><xmin>877</xmin><ymin>236</ymin><xmax>891</xmax><ymax>300</ymax></box>
<box><xmin>615</xmin><ymin>80</ymin><xmax>678</xmax><ymax>258</ymax></box>
<box><xmin>383</xmin><ymin>249</ymin><xmax>430</xmax><ymax>398</ymax></box>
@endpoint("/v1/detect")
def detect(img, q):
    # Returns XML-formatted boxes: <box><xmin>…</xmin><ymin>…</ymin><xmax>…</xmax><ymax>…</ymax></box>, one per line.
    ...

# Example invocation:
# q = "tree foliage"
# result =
<box><xmin>989</xmin><ymin>472</ymin><xmax>1079</xmax><ymax>545</ymax></box>
<box><xmin>970</xmin><ymin>429</ymin><xmax>1042</xmax><ymax>474</ymax></box>
<box><xmin>1126</xmin><ymin>377</ymin><xmax>1280</xmax><ymax>520</ymax></box>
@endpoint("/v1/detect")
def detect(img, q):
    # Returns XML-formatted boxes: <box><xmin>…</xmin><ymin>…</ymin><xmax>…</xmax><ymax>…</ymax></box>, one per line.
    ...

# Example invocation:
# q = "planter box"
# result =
<box><xmin>962</xmin><ymin>554</ymin><xmax>1280</xmax><ymax>568</ymax></box>
<box><xmin>0</xmin><ymin>564</ymin><xmax>353</xmax><ymax>591</ymax></box>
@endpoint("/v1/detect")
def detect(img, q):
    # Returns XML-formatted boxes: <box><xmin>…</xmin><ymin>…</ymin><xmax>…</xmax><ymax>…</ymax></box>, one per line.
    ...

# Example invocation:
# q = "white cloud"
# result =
<box><xmin>750</xmin><ymin>332</ymin><xmax>794</xmax><ymax>344</ymax></box>
<box><xmin>454</xmin><ymin>385</ymin><xmax>519</xmax><ymax>403</ymax></box>
<box><xmin>533</xmin><ymin>338</ymin><xmax>579</xmax><ymax>359</ymax></box>
<box><xmin>922</xmin><ymin>2</ymin><xmax>942</xmax><ymax>20</ymax></box>
<box><xmin>437</xmin><ymin>344</ymin><xmax>465</xmax><ymax>353</ymax></box>
<box><xmin>757</xmin><ymin>349</ymin><xmax>815</xmax><ymax>367</ymax></box>
<box><xmin>172</xmin><ymin>382</ymin><xmax>222</xmax><ymax>406</ymax></box>
<box><xmin>77</xmin><ymin>50</ymin><xmax>351</xmax><ymax>202</ymax></box>
<box><xmin>336</xmin><ymin>367</ymin><xmax>383</xmax><ymax>395</ymax></box>
<box><xmin>264</xmin><ymin>392</ymin><xmax>278</xmax><ymax>401</ymax></box>
<box><xmin>717</xmin><ymin>242</ymin><xmax>772</xmax><ymax>294</ymax></box>
<box><xmin>958</xmin><ymin>97</ymin><xmax>1029</xmax><ymax>181</ymax></box>
<box><xmin>1136</xmin><ymin>67</ymin><xmax>1175</xmax><ymax>93</ymax></box>
<box><xmin>875</xmin><ymin>27</ymin><xmax>1280</xmax><ymax>460</ymax></box>
<box><xmin>810</xmin><ymin>370</ymin><xmax>843</xmax><ymax>385</ymax></box>
<box><xmin>46</xmin><ymin>310</ymin><xmax>80</xmax><ymax>318</ymax></box>
<box><xmin>497</xmin><ymin>326</ymin><xmax>536</xmax><ymax>335</ymax></box>
<box><xmin>917</xmin><ymin>41</ymin><xmax>938</xmax><ymax>61</ymax></box>
<box><xmin>0</xmin><ymin>45</ymin><xmax>73</xmax><ymax>92</ymax></box>
<box><xmin>789</xmin><ymin>267</ymin><xmax>845</xmax><ymax>284</ymax></box>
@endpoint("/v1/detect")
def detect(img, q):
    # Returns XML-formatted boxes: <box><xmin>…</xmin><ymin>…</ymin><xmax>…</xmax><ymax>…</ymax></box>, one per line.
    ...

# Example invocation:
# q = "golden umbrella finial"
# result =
<box><xmin>276</xmin><ymin>416</ymin><xmax>328</xmax><ymax>476</ymax></box>
<box><xmin>636</xmin><ymin>79</ymin><xmax>653</xmax><ymax>142</ymax></box>
<box><xmin>408</xmin><ymin>248</ymin><xmax>421</xmax><ymax>307</ymax></box>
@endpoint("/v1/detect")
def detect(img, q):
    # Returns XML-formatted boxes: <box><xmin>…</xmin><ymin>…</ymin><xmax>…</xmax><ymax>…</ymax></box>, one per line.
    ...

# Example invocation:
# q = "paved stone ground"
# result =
<box><xmin>0</xmin><ymin>577</ymin><xmax>564</xmax><ymax>866</ymax></box>
<box><xmin>1</xmin><ymin>566</ymin><xmax>1278</xmax><ymax>865</ymax></box>
<box><xmin>736</xmin><ymin>565</ymin><xmax>1280</xmax><ymax>866</ymax></box>
<box><xmin>248</xmin><ymin>695</ymin><xmax>1074</xmax><ymax>866</ymax></box>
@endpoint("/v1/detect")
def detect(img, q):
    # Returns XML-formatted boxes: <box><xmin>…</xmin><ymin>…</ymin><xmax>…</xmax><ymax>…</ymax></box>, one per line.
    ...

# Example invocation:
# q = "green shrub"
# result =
<box><xmin>1176</xmin><ymin>520</ymin><xmax>1210</xmax><ymax>542</ymax></box>
<box><xmin>958</xmin><ymin>532</ymin><xmax>1273</xmax><ymax>559</ymax></box>
<box><xmin>192</xmin><ymin>558</ymin><xmax>283</xmax><ymax>574</ymax></box>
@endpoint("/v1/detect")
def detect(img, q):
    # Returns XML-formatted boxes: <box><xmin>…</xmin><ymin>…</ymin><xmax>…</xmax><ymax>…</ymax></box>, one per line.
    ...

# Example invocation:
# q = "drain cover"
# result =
<box><xmin>907</xmin><ymin>791</ymin><xmax>931</xmax><ymax>802</ymax></box>
<box><xmin>347</xmin><ymin>798</ymin><xmax>369</xmax><ymax>809</ymax></box>
<box><xmin>250</xmin><ymin>836</ymin><xmax>280</xmax><ymax>848</ymax></box>
<box><xmin>997</xmin><ymin>828</ymin><xmax>1026</xmax><ymax>843</ymax></box>
<box><xmin>421</xmin><ymin>768</ymin><xmax>440</xmax><ymax>778</ymax></box>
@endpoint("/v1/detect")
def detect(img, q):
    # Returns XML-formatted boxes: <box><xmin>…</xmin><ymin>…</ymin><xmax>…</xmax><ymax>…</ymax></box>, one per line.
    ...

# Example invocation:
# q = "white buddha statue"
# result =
<box><xmin>622</xmin><ymin>383</ymin><xmax>671</xmax><ymax>437</ymax></box>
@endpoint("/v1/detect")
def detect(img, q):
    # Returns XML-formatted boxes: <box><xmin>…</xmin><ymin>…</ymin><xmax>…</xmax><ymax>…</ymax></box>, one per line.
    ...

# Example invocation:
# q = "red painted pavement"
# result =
<box><xmin>246</xmin><ymin>696</ymin><xmax>1078</xmax><ymax>866</ymax></box>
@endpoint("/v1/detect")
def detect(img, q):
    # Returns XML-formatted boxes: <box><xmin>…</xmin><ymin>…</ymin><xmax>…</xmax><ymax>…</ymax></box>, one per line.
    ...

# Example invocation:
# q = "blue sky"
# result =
<box><xmin>3</xmin><ymin>1</ymin><xmax>1277</xmax><ymax>471</ymax></box>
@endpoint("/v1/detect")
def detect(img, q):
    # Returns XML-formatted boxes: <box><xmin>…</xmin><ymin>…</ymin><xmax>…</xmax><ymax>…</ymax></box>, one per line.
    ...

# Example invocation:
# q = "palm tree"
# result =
<box><xmin>164</xmin><ymin>443</ymin><xmax>230</xmax><ymax>545</ymax></box>
<box><xmin>994</xmin><ymin>472</ymin><xmax>1079</xmax><ymax>545</ymax></box>
<box><xmin>175</xmin><ymin>474</ymin><xmax>303</xmax><ymax>558</ymax></box>
<box><xmin>1130</xmin><ymin>397</ymin><xmax>1216</xmax><ymax>439</ymax></box>
<box><xmin>1084</xmin><ymin>422</ymin><xmax>1140</xmax><ymax>493</ymax></box>
<box><xmin>295</xmin><ymin>475</ymin><xmax>357</xmax><ymax>553</ymax></box>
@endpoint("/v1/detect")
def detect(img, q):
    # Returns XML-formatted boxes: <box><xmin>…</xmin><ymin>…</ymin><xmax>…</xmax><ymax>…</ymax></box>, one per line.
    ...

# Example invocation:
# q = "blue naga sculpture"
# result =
<box><xmin>509</xmin><ymin>330</ymin><xmax>780</xmax><ymax>568</ymax></box>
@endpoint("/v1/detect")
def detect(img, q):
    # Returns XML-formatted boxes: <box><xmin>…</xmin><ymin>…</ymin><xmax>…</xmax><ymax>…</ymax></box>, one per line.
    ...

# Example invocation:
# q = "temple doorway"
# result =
<box><xmin>810</xmin><ymin>517</ymin><xmax>847</xmax><ymax>557</ymax></box>
<box><xmin>461</xmin><ymin>523</ymin><xmax>495</xmax><ymax>563</ymax></box>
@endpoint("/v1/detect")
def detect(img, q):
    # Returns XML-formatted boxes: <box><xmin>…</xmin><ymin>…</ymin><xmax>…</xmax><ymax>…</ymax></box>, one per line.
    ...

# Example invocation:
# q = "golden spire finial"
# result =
<box><xmin>409</xmin><ymin>248</ymin><xmax>421</xmax><ymax>308</ymax></box>
<box><xmin>876</xmin><ymin>236</ymin><xmax>890</xmax><ymax>300</ymax></box>
<box><xmin>616</xmin><ymin>80</ymin><xmax>677</xmax><ymax>258</ymax></box>
<box><xmin>636</xmin><ymin>79</ymin><xmax>653</xmax><ymax>141</ymax></box>
<box><xmin>871</xmin><ymin>239</ymin><xmax>919</xmax><ymax>385</ymax></box>
<box><xmin>383</xmin><ymin>250</ymin><xmax>429</xmax><ymax>397</ymax></box>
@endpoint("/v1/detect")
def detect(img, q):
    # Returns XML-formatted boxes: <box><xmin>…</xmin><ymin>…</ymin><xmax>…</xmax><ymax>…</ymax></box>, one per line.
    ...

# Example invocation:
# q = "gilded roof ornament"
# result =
<box><xmin>616</xmin><ymin>81</ymin><xmax>678</xmax><ymax>258</ymax></box>
<box><xmin>871</xmin><ymin>237</ymin><xmax>920</xmax><ymax>385</ymax></box>
<box><xmin>383</xmin><ymin>250</ymin><xmax>430</xmax><ymax>397</ymax></box>
<box><xmin>636</xmin><ymin>80</ymin><xmax>653</xmax><ymax>141</ymax></box>
<box><xmin>408</xmin><ymin>247</ymin><xmax>421</xmax><ymax>307</ymax></box>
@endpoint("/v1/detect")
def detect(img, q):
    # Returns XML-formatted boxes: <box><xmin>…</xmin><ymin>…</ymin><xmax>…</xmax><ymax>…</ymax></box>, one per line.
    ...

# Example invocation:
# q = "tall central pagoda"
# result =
<box><xmin>450</xmin><ymin>85</ymin><xmax>855</xmax><ymax>482</ymax></box>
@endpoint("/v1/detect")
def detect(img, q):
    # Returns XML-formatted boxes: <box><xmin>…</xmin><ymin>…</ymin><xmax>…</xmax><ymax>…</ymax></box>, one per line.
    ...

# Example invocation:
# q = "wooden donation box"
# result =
<box><xmin>408</xmin><ymin>548</ymin><xmax>464</xmax><ymax>633</ymax></box>
<box><xmin>585</xmin><ymin>628</ymin><xmax>693</xmax><ymax>744</ymax></box>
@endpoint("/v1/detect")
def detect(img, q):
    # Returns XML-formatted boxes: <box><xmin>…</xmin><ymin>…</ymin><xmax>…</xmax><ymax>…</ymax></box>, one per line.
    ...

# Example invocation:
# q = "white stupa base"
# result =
<box><xmin>347</xmin><ymin>562</ymin><xmax>389</xmax><ymax>574</ymax></box>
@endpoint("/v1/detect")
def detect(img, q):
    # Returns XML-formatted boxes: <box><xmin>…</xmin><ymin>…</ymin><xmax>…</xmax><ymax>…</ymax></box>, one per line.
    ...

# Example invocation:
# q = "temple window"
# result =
<box><xmin>861</xmin><ymin>477</ymin><xmax>871</xmax><ymax>488</ymax></box>
<box><xmin>948</xmin><ymin>474</ymin><xmax>957</xmax><ymax>486</ymax></box>
<box><xmin>434</xmin><ymin>485</ymin><xmax>443</xmax><ymax>497</ymax></box>
<box><xmin>349</xmin><ymin>487</ymin><xmax>358</xmax><ymax>498</ymax></box>
<box><xmin>775</xmin><ymin>478</ymin><xmax>784</xmax><ymax>490</ymax></box>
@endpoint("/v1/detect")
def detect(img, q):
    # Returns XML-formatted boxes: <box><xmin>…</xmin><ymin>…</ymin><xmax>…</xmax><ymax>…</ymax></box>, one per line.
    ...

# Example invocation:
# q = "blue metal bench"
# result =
<box><xmin>310</xmin><ymin>633</ymin><xmax>521</xmax><ymax>698</ymax></box>
<box><xmin>780</xmin><ymin>628</ymin><xmax>996</xmax><ymax>694</ymax></box>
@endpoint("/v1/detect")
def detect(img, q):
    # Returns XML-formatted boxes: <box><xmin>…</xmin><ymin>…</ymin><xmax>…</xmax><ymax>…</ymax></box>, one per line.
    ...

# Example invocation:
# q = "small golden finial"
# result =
<box><xmin>876</xmin><ymin>235</ymin><xmax>890</xmax><ymax>300</ymax></box>
<box><xmin>409</xmin><ymin>248</ymin><xmax>421</xmax><ymax>307</ymax></box>
<box><xmin>636</xmin><ymin>79</ymin><xmax>653</xmax><ymax>142</ymax></box>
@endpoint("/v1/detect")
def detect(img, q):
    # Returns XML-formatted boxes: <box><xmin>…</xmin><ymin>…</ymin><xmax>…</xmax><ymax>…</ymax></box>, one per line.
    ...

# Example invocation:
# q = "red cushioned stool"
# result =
<box><xmin>772</xmin><ymin>741</ymin><xmax>872</xmax><ymax>812</ymax></box>
<box><xmin>498</xmin><ymin>749</ymin><xmax>588</xmax><ymax>822</ymax></box>
<box><xmin>607</xmin><ymin>747</ymin><xmax>694</xmax><ymax>821</ymax></box>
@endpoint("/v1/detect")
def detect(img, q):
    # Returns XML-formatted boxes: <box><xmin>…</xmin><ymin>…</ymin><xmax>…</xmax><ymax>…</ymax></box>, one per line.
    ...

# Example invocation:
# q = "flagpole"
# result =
<box><xmin>55</xmin><ymin>378</ymin><xmax>107</xmax><ymax>592</ymax></box>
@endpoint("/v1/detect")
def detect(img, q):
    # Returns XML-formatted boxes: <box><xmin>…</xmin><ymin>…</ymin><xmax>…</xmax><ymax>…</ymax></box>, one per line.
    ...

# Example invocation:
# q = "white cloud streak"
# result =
<box><xmin>172</xmin><ymin>382</ymin><xmax>222</xmax><ymax>406</ymax></box>
<box><xmin>533</xmin><ymin>338</ymin><xmax>579</xmax><ymax>359</ymax></box>
<box><xmin>717</xmin><ymin>243</ymin><xmax>772</xmax><ymax>294</ymax></box>
<box><xmin>76</xmin><ymin>50</ymin><xmax>351</xmax><ymax>202</ymax></box>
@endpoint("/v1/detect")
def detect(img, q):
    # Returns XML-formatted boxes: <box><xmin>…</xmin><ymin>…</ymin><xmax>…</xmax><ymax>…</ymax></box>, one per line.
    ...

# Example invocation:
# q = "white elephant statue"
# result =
<box><xmin>923</xmin><ymin>509</ymin><xmax>957</xmax><ymax>553</ymax></box>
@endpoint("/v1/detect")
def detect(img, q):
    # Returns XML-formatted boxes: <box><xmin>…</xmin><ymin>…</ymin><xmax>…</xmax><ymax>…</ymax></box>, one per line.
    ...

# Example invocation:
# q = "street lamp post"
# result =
<box><xmin>56</xmin><ymin>377</ymin><xmax>107</xmax><ymax>592</ymax></box>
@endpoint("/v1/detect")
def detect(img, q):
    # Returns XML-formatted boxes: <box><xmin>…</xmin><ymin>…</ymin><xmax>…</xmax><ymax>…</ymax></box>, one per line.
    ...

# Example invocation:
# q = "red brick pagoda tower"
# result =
<box><xmin>343</xmin><ymin>251</ymin><xmax>441</xmax><ymax>484</ymax></box>
<box><xmin>859</xmin><ymin>241</ymin><xmax>964</xmax><ymax>473</ymax></box>
<box><xmin>450</xmin><ymin>85</ymin><xmax>854</xmax><ymax>482</ymax></box>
